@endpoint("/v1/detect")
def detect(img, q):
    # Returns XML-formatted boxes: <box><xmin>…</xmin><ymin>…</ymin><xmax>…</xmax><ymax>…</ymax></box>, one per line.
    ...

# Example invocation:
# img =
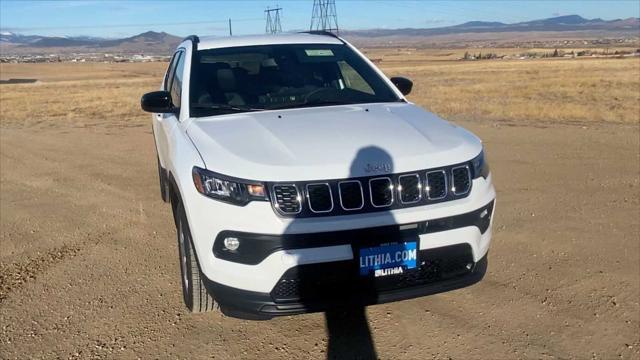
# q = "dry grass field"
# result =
<box><xmin>412</xmin><ymin>59</ymin><xmax>639</xmax><ymax>125</ymax></box>
<box><xmin>0</xmin><ymin>63</ymin><xmax>164</xmax><ymax>129</ymax></box>
<box><xmin>1</xmin><ymin>51</ymin><xmax>639</xmax><ymax>359</ymax></box>
<box><xmin>374</xmin><ymin>51</ymin><xmax>640</xmax><ymax>125</ymax></box>
<box><xmin>2</xmin><ymin>52</ymin><xmax>638</xmax><ymax>129</ymax></box>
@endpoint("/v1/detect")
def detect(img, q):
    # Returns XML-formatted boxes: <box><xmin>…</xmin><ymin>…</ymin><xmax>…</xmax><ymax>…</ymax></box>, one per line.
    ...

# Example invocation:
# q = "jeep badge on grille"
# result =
<box><xmin>364</xmin><ymin>163</ymin><xmax>392</xmax><ymax>173</ymax></box>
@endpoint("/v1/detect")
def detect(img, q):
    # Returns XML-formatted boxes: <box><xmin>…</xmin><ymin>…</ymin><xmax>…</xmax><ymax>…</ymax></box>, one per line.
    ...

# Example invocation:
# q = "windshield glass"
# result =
<box><xmin>189</xmin><ymin>43</ymin><xmax>400</xmax><ymax>116</ymax></box>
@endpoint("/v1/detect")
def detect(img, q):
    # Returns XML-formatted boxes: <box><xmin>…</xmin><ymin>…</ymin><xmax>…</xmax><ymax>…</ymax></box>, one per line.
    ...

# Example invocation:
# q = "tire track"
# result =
<box><xmin>0</xmin><ymin>244</ymin><xmax>81</xmax><ymax>303</ymax></box>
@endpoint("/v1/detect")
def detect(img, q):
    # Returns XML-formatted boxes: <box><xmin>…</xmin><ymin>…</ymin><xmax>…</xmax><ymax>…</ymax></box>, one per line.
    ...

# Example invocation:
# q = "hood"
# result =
<box><xmin>186</xmin><ymin>102</ymin><xmax>482</xmax><ymax>181</ymax></box>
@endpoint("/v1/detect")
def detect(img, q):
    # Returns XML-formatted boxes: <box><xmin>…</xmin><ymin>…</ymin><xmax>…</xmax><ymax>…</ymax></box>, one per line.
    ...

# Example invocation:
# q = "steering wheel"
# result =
<box><xmin>304</xmin><ymin>87</ymin><xmax>340</xmax><ymax>102</ymax></box>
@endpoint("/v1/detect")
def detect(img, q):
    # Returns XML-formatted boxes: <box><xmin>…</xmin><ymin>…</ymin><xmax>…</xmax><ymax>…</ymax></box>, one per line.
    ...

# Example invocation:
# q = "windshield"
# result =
<box><xmin>189</xmin><ymin>43</ymin><xmax>401</xmax><ymax>116</ymax></box>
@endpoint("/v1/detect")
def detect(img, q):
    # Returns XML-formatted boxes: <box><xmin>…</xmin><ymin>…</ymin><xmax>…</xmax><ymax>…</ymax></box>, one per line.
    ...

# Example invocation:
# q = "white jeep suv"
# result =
<box><xmin>141</xmin><ymin>32</ymin><xmax>496</xmax><ymax>320</ymax></box>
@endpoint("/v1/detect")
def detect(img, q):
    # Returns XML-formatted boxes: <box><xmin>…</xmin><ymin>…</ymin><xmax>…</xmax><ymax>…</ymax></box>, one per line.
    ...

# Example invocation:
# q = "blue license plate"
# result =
<box><xmin>359</xmin><ymin>242</ymin><xmax>418</xmax><ymax>277</ymax></box>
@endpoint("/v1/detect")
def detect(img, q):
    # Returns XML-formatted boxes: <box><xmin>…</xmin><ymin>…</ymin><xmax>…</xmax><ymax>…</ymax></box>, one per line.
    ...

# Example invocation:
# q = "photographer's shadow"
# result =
<box><xmin>324</xmin><ymin>306</ymin><xmax>376</xmax><ymax>359</ymax></box>
<box><xmin>288</xmin><ymin>146</ymin><xmax>398</xmax><ymax>360</ymax></box>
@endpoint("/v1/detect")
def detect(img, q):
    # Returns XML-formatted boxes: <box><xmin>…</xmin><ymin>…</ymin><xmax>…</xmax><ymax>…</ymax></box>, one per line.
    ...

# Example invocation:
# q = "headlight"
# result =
<box><xmin>192</xmin><ymin>166</ymin><xmax>267</xmax><ymax>205</ymax></box>
<box><xmin>471</xmin><ymin>149</ymin><xmax>490</xmax><ymax>179</ymax></box>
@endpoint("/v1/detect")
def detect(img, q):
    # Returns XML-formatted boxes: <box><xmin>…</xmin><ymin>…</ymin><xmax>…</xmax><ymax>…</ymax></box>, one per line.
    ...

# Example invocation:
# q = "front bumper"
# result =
<box><xmin>213</xmin><ymin>200</ymin><xmax>494</xmax><ymax>265</ymax></box>
<box><xmin>183</xmin><ymin>175</ymin><xmax>496</xmax><ymax>294</ymax></box>
<box><xmin>203</xmin><ymin>245</ymin><xmax>488</xmax><ymax>319</ymax></box>
<box><xmin>202</xmin><ymin>200</ymin><xmax>494</xmax><ymax>319</ymax></box>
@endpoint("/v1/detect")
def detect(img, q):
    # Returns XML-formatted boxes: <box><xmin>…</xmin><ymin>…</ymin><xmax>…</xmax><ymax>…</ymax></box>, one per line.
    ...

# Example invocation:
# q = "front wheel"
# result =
<box><xmin>176</xmin><ymin>203</ymin><xmax>219</xmax><ymax>313</ymax></box>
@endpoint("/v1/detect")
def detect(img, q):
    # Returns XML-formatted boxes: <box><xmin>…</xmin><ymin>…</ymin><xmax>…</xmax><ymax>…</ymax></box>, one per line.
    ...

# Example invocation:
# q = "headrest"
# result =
<box><xmin>201</xmin><ymin>62</ymin><xmax>229</xmax><ymax>74</ymax></box>
<box><xmin>217</xmin><ymin>68</ymin><xmax>236</xmax><ymax>92</ymax></box>
<box><xmin>195</xmin><ymin>62</ymin><xmax>231</xmax><ymax>84</ymax></box>
<box><xmin>261</xmin><ymin>58</ymin><xmax>278</xmax><ymax>68</ymax></box>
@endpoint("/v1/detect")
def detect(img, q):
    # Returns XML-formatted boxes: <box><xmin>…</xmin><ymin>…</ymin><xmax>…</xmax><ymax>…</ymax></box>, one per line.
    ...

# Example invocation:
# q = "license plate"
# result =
<box><xmin>359</xmin><ymin>242</ymin><xmax>418</xmax><ymax>277</ymax></box>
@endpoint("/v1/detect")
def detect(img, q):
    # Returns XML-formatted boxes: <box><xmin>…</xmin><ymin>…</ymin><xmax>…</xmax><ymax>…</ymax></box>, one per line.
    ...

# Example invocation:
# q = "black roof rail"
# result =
<box><xmin>300</xmin><ymin>30</ymin><xmax>340</xmax><ymax>39</ymax></box>
<box><xmin>183</xmin><ymin>35</ymin><xmax>199</xmax><ymax>54</ymax></box>
<box><xmin>183</xmin><ymin>35</ymin><xmax>200</xmax><ymax>44</ymax></box>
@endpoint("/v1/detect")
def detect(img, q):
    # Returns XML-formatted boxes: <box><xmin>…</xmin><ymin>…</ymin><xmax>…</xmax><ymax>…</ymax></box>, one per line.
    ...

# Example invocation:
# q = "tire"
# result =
<box><xmin>157</xmin><ymin>157</ymin><xmax>170</xmax><ymax>203</ymax></box>
<box><xmin>175</xmin><ymin>202</ymin><xmax>219</xmax><ymax>313</ymax></box>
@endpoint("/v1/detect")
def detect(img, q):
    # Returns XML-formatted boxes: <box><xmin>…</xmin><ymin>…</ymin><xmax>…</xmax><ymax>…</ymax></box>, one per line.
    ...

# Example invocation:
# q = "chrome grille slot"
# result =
<box><xmin>272</xmin><ymin>185</ymin><xmax>301</xmax><ymax>214</ymax></box>
<box><xmin>398</xmin><ymin>174</ymin><xmax>421</xmax><ymax>204</ymax></box>
<box><xmin>426</xmin><ymin>170</ymin><xmax>447</xmax><ymax>200</ymax></box>
<box><xmin>269</xmin><ymin>161</ymin><xmax>475</xmax><ymax>217</ymax></box>
<box><xmin>338</xmin><ymin>180</ymin><xmax>364</xmax><ymax>210</ymax></box>
<box><xmin>369</xmin><ymin>177</ymin><xmax>393</xmax><ymax>207</ymax></box>
<box><xmin>306</xmin><ymin>183</ymin><xmax>333</xmax><ymax>213</ymax></box>
<box><xmin>451</xmin><ymin>166</ymin><xmax>471</xmax><ymax>195</ymax></box>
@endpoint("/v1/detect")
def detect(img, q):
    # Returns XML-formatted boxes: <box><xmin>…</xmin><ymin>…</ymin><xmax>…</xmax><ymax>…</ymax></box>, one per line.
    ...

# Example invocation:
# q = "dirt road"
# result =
<box><xmin>1</xmin><ymin>117</ymin><xmax>638</xmax><ymax>358</ymax></box>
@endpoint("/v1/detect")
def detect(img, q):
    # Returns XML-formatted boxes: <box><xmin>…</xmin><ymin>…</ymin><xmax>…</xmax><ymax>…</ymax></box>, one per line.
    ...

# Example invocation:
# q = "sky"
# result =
<box><xmin>1</xmin><ymin>0</ymin><xmax>639</xmax><ymax>38</ymax></box>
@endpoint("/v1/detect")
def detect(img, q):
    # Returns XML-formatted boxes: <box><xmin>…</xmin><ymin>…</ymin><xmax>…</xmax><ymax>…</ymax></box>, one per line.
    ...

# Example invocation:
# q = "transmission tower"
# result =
<box><xmin>310</xmin><ymin>0</ymin><xmax>339</xmax><ymax>34</ymax></box>
<box><xmin>265</xmin><ymin>6</ymin><xmax>283</xmax><ymax>34</ymax></box>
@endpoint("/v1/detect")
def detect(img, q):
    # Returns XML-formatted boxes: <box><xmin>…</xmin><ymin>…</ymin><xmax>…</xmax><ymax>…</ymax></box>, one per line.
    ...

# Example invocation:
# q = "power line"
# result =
<box><xmin>265</xmin><ymin>6</ymin><xmax>283</xmax><ymax>34</ymax></box>
<box><xmin>3</xmin><ymin>18</ymin><xmax>264</xmax><ymax>32</ymax></box>
<box><xmin>310</xmin><ymin>0</ymin><xmax>339</xmax><ymax>34</ymax></box>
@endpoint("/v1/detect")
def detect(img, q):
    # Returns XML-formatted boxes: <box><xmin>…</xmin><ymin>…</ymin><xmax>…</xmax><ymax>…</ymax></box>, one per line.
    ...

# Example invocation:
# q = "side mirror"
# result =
<box><xmin>141</xmin><ymin>91</ymin><xmax>173</xmax><ymax>113</ymax></box>
<box><xmin>390</xmin><ymin>76</ymin><xmax>413</xmax><ymax>96</ymax></box>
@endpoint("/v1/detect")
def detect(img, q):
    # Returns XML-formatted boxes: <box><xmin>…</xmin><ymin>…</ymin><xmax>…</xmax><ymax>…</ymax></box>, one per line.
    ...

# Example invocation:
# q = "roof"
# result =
<box><xmin>191</xmin><ymin>33</ymin><xmax>343</xmax><ymax>51</ymax></box>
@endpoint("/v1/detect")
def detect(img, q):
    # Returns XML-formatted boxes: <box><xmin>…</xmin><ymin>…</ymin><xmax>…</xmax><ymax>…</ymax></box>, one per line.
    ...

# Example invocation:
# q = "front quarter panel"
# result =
<box><xmin>168</xmin><ymin>121</ymin><xmax>206</xmax><ymax>227</ymax></box>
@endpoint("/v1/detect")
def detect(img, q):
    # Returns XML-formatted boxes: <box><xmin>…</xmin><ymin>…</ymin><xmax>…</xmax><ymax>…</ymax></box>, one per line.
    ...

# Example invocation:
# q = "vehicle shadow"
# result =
<box><xmin>286</xmin><ymin>146</ymin><xmax>398</xmax><ymax>360</ymax></box>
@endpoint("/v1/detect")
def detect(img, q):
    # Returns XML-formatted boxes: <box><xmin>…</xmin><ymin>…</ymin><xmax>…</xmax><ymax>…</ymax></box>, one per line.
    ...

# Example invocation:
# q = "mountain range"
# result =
<box><xmin>0</xmin><ymin>31</ymin><xmax>182</xmax><ymax>55</ymax></box>
<box><xmin>343</xmin><ymin>15</ymin><xmax>639</xmax><ymax>37</ymax></box>
<box><xmin>1</xmin><ymin>15</ymin><xmax>638</xmax><ymax>55</ymax></box>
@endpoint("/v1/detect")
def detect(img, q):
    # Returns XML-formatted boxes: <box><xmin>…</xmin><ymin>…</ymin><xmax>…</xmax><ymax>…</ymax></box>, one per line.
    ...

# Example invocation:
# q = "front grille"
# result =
<box><xmin>338</xmin><ymin>181</ymin><xmax>364</xmax><ymax>210</ymax></box>
<box><xmin>306</xmin><ymin>183</ymin><xmax>333</xmax><ymax>213</ymax></box>
<box><xmin>399</xmin><ymin>174</ymin><xmax>421</xmax><ymax>204</ymax></box>
<box><xmin>271</xmin><ymin>243</ymin><xmax>474</xmax><ymax>302</ymax></box>
<box><xmin>369</xmin><ymin>177</ymin><xmax>393</xmax><ymax>207</ymax></box>
<box><xmin>272</xmin><ymin>185</ymin><xmax>301</xmax><ymax>214</ymax></box>
<box><xmin>268</xmin><ymin>162</ymin><xmax>473</xmax><ymax>218</ymax></box>
<box><xmin>426</xmin><ymin>170</ymin><xmax>447</xmax><ymax>200</ymax></box>
<box><xmin>452</xmin><ymin>166</ymin><xmax>471</xmax><ymax>195</ymax></box>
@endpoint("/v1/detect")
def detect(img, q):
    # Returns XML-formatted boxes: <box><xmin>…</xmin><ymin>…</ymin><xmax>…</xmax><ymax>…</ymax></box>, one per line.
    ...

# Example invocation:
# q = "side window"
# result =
<box><xmin>170</xmin><ymin>51</ymin><xmax>186</xmax><ymax>109</ymax></box>
<box><xmin>337</xmin><ymin>60</ymin><xmax>374</xmax><ymax>95</ymax></box>
<box><xmin>163</xmin><ymin>52</ymin><xmax>180</xmax><ymax>91</ymax></box>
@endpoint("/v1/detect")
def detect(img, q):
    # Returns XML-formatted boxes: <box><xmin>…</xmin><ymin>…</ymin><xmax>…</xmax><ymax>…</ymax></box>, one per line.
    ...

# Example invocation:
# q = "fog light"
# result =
<box><xmin>223</xmin><ymin>237</ymin><xmax>240</xmax><ymax>251</ymax></box>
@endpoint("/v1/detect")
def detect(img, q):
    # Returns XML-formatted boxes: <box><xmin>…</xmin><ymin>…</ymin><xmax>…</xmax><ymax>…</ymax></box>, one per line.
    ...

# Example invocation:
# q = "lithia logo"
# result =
<box><xmin>364</xmin><ymin>163</ymin><xmax>392</xmax><ymax>173</ymax></box>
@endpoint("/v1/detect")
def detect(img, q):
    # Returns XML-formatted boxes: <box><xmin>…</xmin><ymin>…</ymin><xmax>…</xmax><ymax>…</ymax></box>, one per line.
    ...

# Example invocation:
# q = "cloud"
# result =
<box><xmin>22</xmin><ymin>1</ymin><xmax>101</xmax><ymax>10</ymax></box>
<box><xmin>424</xmin><ymin>18</ymin><xmax>448</xmax><ymax>25</ymax></box>
<box><xmin>205</xmin><ymin>26</ymin><xmax>230</xmax><ymax>32</ymax></box>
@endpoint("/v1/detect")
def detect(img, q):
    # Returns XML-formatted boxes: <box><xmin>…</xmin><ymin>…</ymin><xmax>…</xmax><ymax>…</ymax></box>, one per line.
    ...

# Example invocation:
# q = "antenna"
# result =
<box><xmin>310</xmin><ymin>0</ymin><xmax>339</xmax><ymax>34</ymax></box>
<box><xmin>265</xmin><ymin>6</ymin><xmax>283</xmax><ymax>34</ymax></box>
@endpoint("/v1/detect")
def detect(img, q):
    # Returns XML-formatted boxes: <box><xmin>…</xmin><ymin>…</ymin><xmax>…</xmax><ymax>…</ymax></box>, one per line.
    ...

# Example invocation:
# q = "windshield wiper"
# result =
<box><xmin>268</xmin><ymin>100</ymin><xmax>356</xmax><ymax>110</ymax></box>
<box><xmin>191</xmin><ymin>104</ymin><xmax>265</xmax><ymax>113</ymax></box>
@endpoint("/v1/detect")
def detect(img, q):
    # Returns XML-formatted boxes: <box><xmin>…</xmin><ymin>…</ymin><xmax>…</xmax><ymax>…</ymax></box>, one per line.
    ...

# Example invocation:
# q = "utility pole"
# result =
<box><xmin>228</xmin><ymin>18</ymin><xmax>232</xmax><ymax>36</ymax></box>
<box><xmin>310</xmin><ymin>0</ymin><xmax>339</xmax><ymax>34</ymax></box>
<box><xmin>265</xmin><ymin>6</ymin><xmax>283</xmax><ymax>34</ymax></box>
